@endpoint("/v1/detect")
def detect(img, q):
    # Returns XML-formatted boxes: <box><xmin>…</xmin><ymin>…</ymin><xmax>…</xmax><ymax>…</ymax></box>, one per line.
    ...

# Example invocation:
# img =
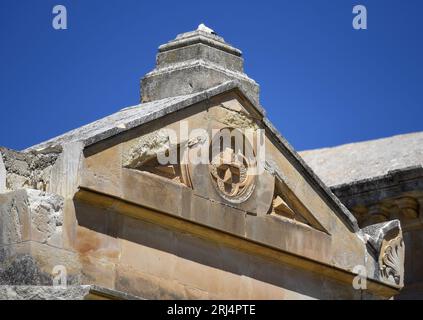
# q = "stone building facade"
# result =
<box><xmin>301</xmin><ymin>133</ymin><xmax>423</xmax><ymax>299</ymax></box>
<box><xmin>0</xmin><ymin>25</ymin><xmax>411</xmax><ymax>300</ymax></box>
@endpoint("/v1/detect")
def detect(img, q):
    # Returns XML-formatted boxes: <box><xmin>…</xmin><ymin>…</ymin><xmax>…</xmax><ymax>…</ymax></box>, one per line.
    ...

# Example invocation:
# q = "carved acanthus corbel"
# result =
<box><xmin>379</xmin><ymin>234</ymin><xmax>405</xmax><ymax>287</ymax></box>
<box><xmin>362</xmin><ymin>220</ymin><xmax>405</xmax><ymax>287</ymax></box>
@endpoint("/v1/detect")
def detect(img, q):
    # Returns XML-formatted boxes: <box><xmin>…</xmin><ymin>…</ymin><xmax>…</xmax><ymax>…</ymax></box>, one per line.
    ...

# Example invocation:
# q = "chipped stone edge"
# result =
<box><xmin>362</xmin><ymin>220</ymin><xmax>401</xmax><ymax>254</ymax></box>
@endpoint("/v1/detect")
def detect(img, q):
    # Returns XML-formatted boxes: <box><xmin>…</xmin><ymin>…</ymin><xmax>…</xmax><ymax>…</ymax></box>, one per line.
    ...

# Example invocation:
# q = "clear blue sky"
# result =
<box><xmin>1</xmin><ymin>0</ymin><xmax>422</xmax><ymax>151</ymax></box>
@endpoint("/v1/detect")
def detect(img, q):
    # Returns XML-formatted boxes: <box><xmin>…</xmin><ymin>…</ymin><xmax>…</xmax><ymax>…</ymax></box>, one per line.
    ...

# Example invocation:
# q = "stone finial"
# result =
<box><xmin>197</xmin><ymin>23</ymin><xmax>215</xmax><ymax>34</ymax></box>
<box><xmin>141</xmin><ymin>25</ymin><xmax>259</xmax><ymax>105</ymax></box>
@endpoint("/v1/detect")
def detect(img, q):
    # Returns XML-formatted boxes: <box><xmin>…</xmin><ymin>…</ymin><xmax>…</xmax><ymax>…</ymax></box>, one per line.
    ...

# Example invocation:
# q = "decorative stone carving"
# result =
<box><xmin>351</xmin><ymin>196</ymin><xmax>420</xmax><ymax>230</ymax></box>
<box><xmin>395</xmin><ymin>197</ymin><xmax>419</xmax><ymax>219</ymax></box>
<box><xmin>209</xmin><ymin>129</ymin><xmax>256</xmax><ymax>203</ymax></box>
<box><xmin>268</xmin><ymin>179</ymin><xmax>313</xmax><ymax>227</ymax></box>
<box><xmin>379</xmin><ymin>234</ymin><xmax>405</xmax><ymax>287</ymax></box>
<box><xmin>271</xmin><ymin>195</ymin><xmax>295</xmax><ymax>219</ymax></box>
<box><xmin>129</xmin><ymin>153</ymin><xmax>192</xmax><ymax>188</ymax></box>
<box><xmin>362</xmin><ymin>220</ymin><xmax>405</xmax><ymax>287</ymax></box>
<box><xmin>367</xmin><ymin>203</ymin><xmax>391</xmax><ymax>224</ymax></box>
<box><xmin>123</xmin><ymin>133</ymin><xmax>193</xmax><ymax>188</ymax></box>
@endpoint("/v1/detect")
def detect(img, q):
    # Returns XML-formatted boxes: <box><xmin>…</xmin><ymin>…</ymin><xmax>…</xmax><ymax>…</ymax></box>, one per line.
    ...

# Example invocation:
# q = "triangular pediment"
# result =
<box><xmin>77</xmin><ymin>82</ymin><xmax>365</xmax><ymax>264</ymax></box>
<box><xmin>64</xmin><ymin>79</ymin><xmax>402</xmax><ymax>299</ymax></box>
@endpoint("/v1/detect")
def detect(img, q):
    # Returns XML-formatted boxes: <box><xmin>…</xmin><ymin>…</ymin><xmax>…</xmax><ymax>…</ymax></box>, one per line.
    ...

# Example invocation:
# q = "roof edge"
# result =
<box><xmin>22</xmin><ymin>80</ymin><xmax>359</xmax><ymax>232</ymax></box>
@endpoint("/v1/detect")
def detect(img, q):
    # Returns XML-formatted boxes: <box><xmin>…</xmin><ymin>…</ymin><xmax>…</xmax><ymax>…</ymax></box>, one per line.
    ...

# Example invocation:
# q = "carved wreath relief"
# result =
<box><xmin>209</xmin><ymin>128</ymin><xmax>256</xmax><ymax>204</ymax></box>
<box><xmin>379</xmin><ymin>235</ymin><xmax>405</xmax><ymax>287</ymax></box>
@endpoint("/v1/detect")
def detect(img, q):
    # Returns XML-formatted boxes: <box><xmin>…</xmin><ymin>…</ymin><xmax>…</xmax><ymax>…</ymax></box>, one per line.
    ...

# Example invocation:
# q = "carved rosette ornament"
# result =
<box><xmin>379</xmin><ymin>235</ymin><xmax>405</xmax><ymax>287</ymax></box>
<box><xmin>209</xmin><ymin>128</ymin><xmax>256</xmax><ymax>204</ymax></box>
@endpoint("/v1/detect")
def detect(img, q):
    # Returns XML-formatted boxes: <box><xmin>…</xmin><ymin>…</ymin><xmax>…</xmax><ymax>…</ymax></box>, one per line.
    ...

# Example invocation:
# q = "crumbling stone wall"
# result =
<box><xmin>0</xmin><ymin>147</ymin><xmax>59</xmax><ymax>192</ymax></box>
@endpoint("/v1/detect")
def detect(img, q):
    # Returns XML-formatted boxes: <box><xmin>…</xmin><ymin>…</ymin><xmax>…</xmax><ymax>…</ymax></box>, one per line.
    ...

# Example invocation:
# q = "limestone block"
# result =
<box><xmin>122</xmin><ymin>130</ymin><xmax>171</xmax><ymax>168</ymax></box>
<box><xmin>48</xmin><ymin>142</ymin><xmax>84</xmax><ymax>198</ymax></box>
<box><xmin>116</xmin><ymin>264</ymin><xmax>187</xmax><ymax>299</ymax></box>
<box><xmin>121</xmin><ymin>168</ymin><xmax>190</xmax><ymax>217</ymax></box>
<box><xmin>240</xmin><ymin>168</ymin><xmax>275</xmax><ymax>216</ymax></box>
<box><xmin>245</xmin><ymin>215</ymin><xmax>284</xmax><ymax>250</ymax></box>
<box><xmin>0</xmin><ymin>242</ymin><xmax>37</xmax><ymax>285</ymax></box>
<box><xmin>27</xmin><ymin>189</ymin><xmax>64</xmax><ymax>247</ymax></box>
<box><xmin>5</xmin><ymin>173</ymin><xmax>30</xmax><ymax>191</ymax></box>
<box><xmin>62</xmin><ymin>199</ymin><xmax>78</xmax><ymax>252</ymax></box>
<box><xmin>189</xmin><ymin>162</ymin><xmax>215</xmax><ymax>199</ymax></box>
<box><xmin>264</xmin><ymin>139</ymin><xmax>301</xmax><ymax>192</ymax></box>
<box><xmin>0</xmin><ymin>191</ymin><xmax>31</xmax><ymax>245</ymax></box>
<box><xmin>0</xmin><ymin>241</ymin><xmax>81</xmax><ymax>286</ymax></box>
<box><xmin>142</xmin><ymin>64</ymin><xmax>260</xmax><ymax>106</ymax></box>
<box><xmin>208</xmin><ymin>201</ymin><xmax>246</xmax><ymax>237</ymax></box>
<box><xmin>172</xmin><ymin>233</ymin><xmax>224</xmax><ymax>292</ymax></box>
<box><xmin>82</xmin><ymin>144</ymin><xmax>123</xmax><ymax>197</ymax></box>
<box><xmin>29</xmin><ymin>241</ymin><xmax>81</xmax><ymax>285</ymax></box>
<box><xmin>0</xmin><ymin>285</ymin><xmax>91</xmax><ymax>300</ymax></box>
<box><xmin>245</xmin><ymin>214</ymin><xmax>332</xmax><ymax>264</ymax></box>
<box><xmin>79</xmin><ymin>255</ymin><xmax>116</xmax><ymax>289</ymax></box>
<box><xmin>220</xmin><ymin>97</ymin><xmax>249</xmax><ymax>114</ymax></box>
<box><xmin>0</xmin><ymin>285</ymin><xmax>141</xmax><ymax>300</ymax></box>
<box><xmin>0</xmin><ymin>147</ymin><xmax>59</xmax><ymax>192</ymax></box>
<box><xmin>75</xmin><ymin>226</ymin><xmax>121</xmax><ymax>263</ymax></box>
<box><xmin>74</xmin><ymin>200</ymin><xmax>121</xmax><ymax>264</ymax></box>
<box><xmin>207</xmin><ymin>104</ymin><xmax>259</xmax><ymax>131</ymax></box>
<box><xmin>188</xmin><ymin>194</ymin><xmax>211</xmax><ymax>222</ymax></box>
<box><xmin>0</xmin><ymin>189</ymin><xmax>65</xmax><ymax>248</ymax></box>
<box><xmin>119</xmin><ymin>236</ymin><xmax>177</xmax><ymax>281</ymax></box>
<box><xmin>119</xmin><ymin>214</ymin><xmax>177</xmax><ymax>262</ymax></box>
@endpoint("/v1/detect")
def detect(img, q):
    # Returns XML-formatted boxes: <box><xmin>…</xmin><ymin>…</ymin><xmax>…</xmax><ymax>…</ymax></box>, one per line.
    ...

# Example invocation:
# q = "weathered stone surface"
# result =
<box><xmin>302</xmin><ymin>135</ymin><xmax>422</xmax><ymax>299</ymax></box>
<box><xmin>0</xmin><ymin>189</ymin><xmax>64</xmax><ymax>247</ymax></box>
<box><xmin>207</xmin><ymin>105</ymin><xmax>259</xmax><ymax>131</ymax></box>
<box><xmin>0</xmin><ymin>285</ymin><xmax>91</xmax><ymax>300</ymax></box>
<box><xmin>0</xmin><ymin>252</ymin><xmax>51</xmax><ymax>286</ymax></box>
<box><xmin>0</xmin><ymin>241</ymin><xmax>81</xmax><ymax>287</ymax></box>
<box><xmin>363</xmin><ymin>220</ymin><xmax>402</xmax><ymax>252</ymax></box>
<box><xmin>0</xmin><ymin>190</ymin><xmax>31</xmax><ymax>245</ymax></box>
<box><xmin>122</xmin><ymin>130</ymin><xmax>172</xmax><ymax>168</ymax></box>
<box><xmin>74</xmin><ymin>201</ymin><xmax>121</xmax><ymax>264</ymax></box>
<box><xmin>0</xmin><ymin>285</ymin><xmax>142</xmax><ymax>300</ymax></box>
<box><xmin>26</xmin><ymin>82</ymin><xmax>259</xmax><ymax>152</ymax></box>
<box><xmin>0</xmin><ymin>25</ymin><xmax>407</xmax><ymax>300</ymax></box>
<box><xmin>332</xmin><ymin>166</ymin><xmax>423</xmax><ymax>211</ymax></box>
<box><xmin>300</xmin><ymin>131</ymin><xmax>423</xmax><ymax>187</ymax></box>
<box><xmin>78</xmin><ymin>255</ymin><xmax>116</xmax><ymax>289</ymax></box>
<box><xmin>121</xmin><ymin>168</ymin><xmax>189</xmax><ymax>217</ymax></box>
<box><xmin>48</xmin><ymin>142</ymin><xmax>84</xmax><ymax>198</ymax></box>
<box><xmin>28</xmin><ymin>189</ymin><xmax>64</xmax><ymax>246</ymax></box>
<box><xmin>82</xmin><ymin>144</ymin><xmax>123</xmax><ymax>198</ymax></box>
<box><xmin>142</xmin><ymin>24</ymin><xmax>260</xmax><ymax>105</ymax></box>
<box><xmin>0</xmin><ymin>147</ymin><xmax>59</xmax><ymax>192</ymax></box>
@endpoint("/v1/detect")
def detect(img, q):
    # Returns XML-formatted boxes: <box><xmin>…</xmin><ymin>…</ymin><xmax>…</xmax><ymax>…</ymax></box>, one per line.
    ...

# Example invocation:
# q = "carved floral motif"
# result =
<box><xmin>209</xmin><ymin>129</ymin><xmax>256</xmax><ymax>203</ymax></box>
<box><xmin>379</xmin><ymin>235</ymin><xmax>405</xmax><ymax>287</ymax></box>
<box><xmin>210</xmin><ymin>147</ymin><xmax>255</xmax><ymax>203</ymax></box>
